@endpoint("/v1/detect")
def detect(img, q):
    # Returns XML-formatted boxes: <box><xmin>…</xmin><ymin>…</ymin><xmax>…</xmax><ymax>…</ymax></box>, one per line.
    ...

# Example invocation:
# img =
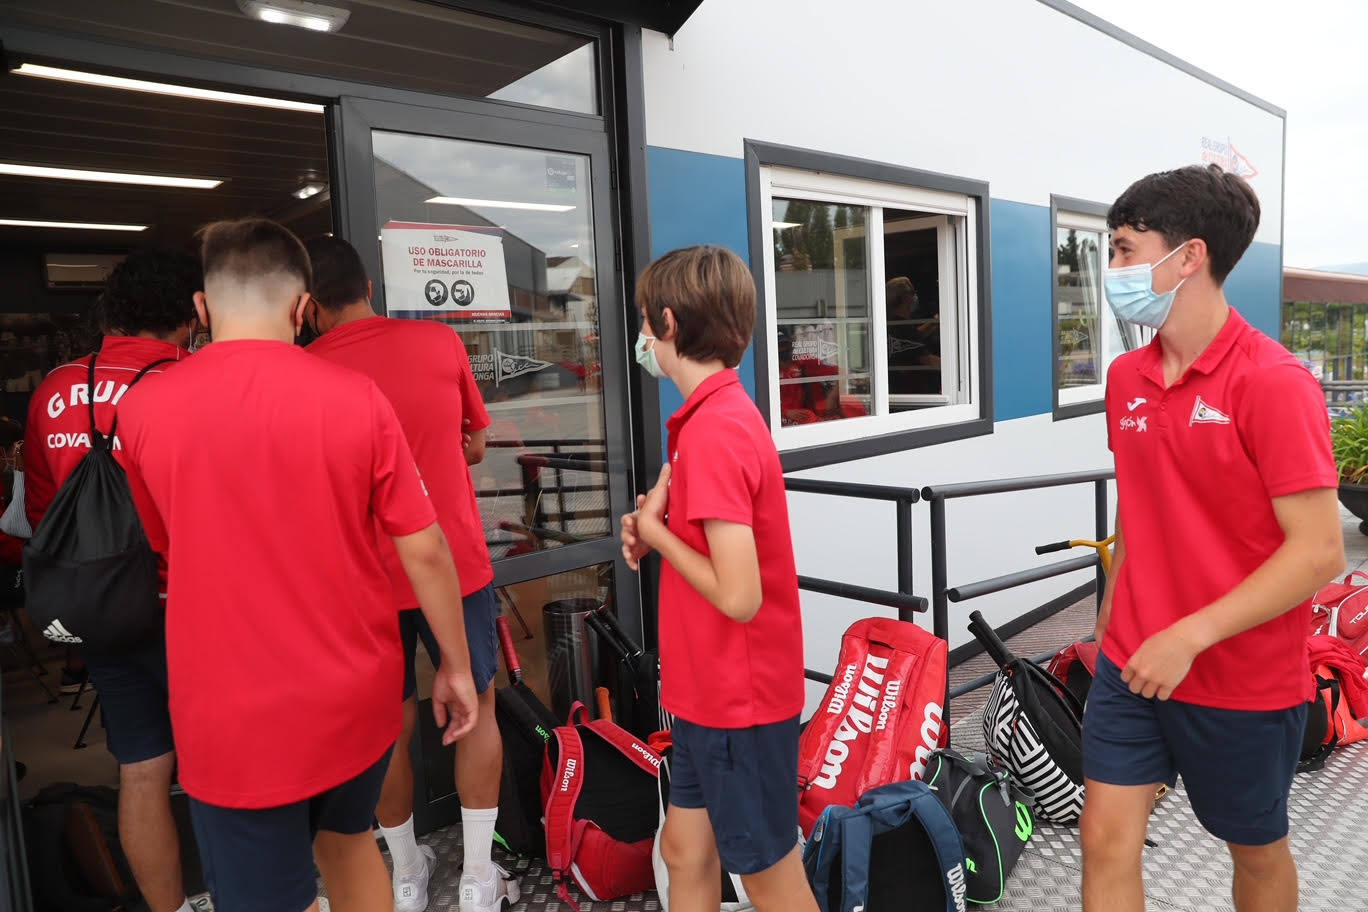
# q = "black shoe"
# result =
<box><xmin>59</xmin><ymin>667</ymin><xmax>89</xmax><ymax>695</ymax></box>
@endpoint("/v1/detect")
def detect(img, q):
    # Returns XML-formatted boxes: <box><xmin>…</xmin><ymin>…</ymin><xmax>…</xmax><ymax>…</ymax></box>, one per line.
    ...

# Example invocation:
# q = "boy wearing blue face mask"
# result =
<box><xmin>619</xmin><ymin>246</ymin><xmax>817</xmax><ymax>912</ymax></box>
<box><xmin>1081</xmin><ymin>164</ymin><xmax>1343</xmax><ymax>912</ymax></box>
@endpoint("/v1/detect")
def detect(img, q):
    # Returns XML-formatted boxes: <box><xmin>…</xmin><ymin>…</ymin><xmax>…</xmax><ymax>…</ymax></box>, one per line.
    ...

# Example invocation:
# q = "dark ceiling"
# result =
<box><xmin>0</xmin><ymin>0</ymin><xmax>590</xmax><ymax>101</ymax></box>
<box><xmin>0</xmin><ymin>66</ymin><xmax>332</xmax><ymax>252</ymax></box>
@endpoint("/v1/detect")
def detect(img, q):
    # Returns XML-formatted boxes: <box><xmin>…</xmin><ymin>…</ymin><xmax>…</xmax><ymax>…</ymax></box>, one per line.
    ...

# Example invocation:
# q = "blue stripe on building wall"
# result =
<box><xmin>646</xmin><ymin>146</ymin><xmax>755</xmax><ymax>456</ymax></box>
<box><xmin>1225</xmin><ymin>241</ymin><xmax>1281</xmax><ymax>338</ymax></box>
<box><xmin>990</xmin><ymin>199</ymin><xmax>1053</xmax><ymax>421</ymax></box>
<box><xmin>644</xmin><ymin>147</ymin><xmax>1285</xmax><ymax>442</ymax></box>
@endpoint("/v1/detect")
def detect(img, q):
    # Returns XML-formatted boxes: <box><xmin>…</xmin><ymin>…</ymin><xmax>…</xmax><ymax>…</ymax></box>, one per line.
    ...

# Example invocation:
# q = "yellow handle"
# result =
<box><xmin>1067</xmin><ymin>535</ymin><xmax>1117</xmax><ymax>575</ymax></box>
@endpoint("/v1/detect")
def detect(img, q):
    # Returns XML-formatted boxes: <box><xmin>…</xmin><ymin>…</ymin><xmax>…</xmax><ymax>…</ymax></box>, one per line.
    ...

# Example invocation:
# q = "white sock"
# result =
<box><xmin>379</xmin><ymin>814</ymin><xmax>423</xmax><ymax>875</ymax></box>
<box><xmin>461</xmin><ymin>806</ymin><xmax>499</xmax><ymax>878</ymax></box>
<box><xmin>173</xmin><ymin>901</ymin><xmax>191</xmax><ymax>912</ymax></box>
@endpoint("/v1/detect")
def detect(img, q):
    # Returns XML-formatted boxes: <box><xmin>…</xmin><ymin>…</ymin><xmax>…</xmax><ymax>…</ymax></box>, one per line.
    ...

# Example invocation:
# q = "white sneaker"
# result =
<box><xmin>188</xmin><ymin>894</ymin><xmax>215</xmax><ymax>912</ymax></box>
<box><xmin>393</xmin><ymin>845</ymin><xmax>437</xmax><ymax>912</ymax></box>
<box><xmin>458</xmin><ymin>862</ymin><xmax>521</xmax><ymax>912</ymax></box>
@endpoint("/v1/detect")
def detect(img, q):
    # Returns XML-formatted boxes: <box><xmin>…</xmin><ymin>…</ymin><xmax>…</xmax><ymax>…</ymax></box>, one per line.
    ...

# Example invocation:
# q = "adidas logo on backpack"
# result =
<box><xmin>41</xmin><ymin>619</ymin><xmax>82</xmax><ymax>645</ymax></box>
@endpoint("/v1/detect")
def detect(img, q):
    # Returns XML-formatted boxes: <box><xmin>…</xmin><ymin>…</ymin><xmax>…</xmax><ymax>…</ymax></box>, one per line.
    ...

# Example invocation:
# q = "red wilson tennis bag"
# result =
<box><xmin>797</xmin><ymin>618</ymin><xmax>950</xmax><ymax>837</ymax></box>
<box><xmin>541</xmin><ymin>703</ymin><xmax>660</xmax><ymax>910</ymax></box>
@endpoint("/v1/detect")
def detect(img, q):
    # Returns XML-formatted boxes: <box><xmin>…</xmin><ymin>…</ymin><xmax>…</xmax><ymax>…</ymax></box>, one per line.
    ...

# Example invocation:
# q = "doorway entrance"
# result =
<box><xmin>1</xmin><ymin>0</ymin><xmax>639</xmax><ymax>836</ymax></box>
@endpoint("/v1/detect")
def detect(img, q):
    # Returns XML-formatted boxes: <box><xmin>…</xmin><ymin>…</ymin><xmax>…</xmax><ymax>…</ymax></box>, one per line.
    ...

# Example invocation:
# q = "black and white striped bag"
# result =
<box><xmin>982</xmin><ymin>664</ymin><xmax>1086</xmax><ymax>824</ymax></box>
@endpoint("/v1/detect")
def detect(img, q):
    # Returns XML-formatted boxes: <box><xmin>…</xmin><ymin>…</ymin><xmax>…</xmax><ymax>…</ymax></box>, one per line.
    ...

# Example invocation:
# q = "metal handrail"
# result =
<box><xmin>785</xmin><ymin>476</ymin><xmax>924</xmax><ymax>686</ymax></box>
<box><xmin>922</xmin><ymin>468</ymin><xmax>1114</xmax><ymax>715</ymax></box>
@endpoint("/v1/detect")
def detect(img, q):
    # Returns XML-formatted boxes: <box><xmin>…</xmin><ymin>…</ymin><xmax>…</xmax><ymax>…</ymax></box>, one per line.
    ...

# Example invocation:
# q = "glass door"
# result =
<box><xmin>335</xmin><ymin>96</ymin><xmax>635</xmax><ymax>832</ymax></box>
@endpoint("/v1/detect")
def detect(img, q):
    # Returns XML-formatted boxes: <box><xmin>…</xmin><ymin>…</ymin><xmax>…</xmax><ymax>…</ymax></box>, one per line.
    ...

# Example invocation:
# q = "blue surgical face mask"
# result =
<box><xmin>635</xmin><ymin>332</ymin><xmax>663</xmax><ymax>378</ymax></box>
<box><xmin>1104</xmin><ymin>243</ymin><xmax>1188</xmax><ymax>329</ymax></box>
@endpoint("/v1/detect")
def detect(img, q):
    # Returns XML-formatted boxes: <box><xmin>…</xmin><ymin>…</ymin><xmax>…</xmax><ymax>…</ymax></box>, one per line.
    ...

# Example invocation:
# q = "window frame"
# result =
<box><xmin>745</xmin><ymin>141</ymin><xmax>993</xmax><ymax>471</ymax></box>
<box><xmin>1051</xmin><ymin>194</ymin><xmax>1129</xmax><ymax>421</ymax></box>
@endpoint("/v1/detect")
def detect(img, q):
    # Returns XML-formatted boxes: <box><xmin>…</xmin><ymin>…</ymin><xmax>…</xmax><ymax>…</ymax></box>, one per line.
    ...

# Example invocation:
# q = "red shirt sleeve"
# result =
<box><xmin>1238</xmin><ymin>363</ymin><xmax>1339</xmax><ymax>498</ymax></box>
<box><xmin>369</xmin><ymin>383</ymin><xmax>438</xmax><ymax>537</ymax></box>
<box><xmin>451</xmin><ymin>332</ymin><xmax>490</xmax><ymax>432</ymax></box>
<box><xmin>677</xmin><ymin>418</ymin><xmax>759</xmax><ymax>527</ymax></box>
<box><xmin>23</xmin><ymin>389</ymin><xmax>56</xmax><ymax>529</ymax></box>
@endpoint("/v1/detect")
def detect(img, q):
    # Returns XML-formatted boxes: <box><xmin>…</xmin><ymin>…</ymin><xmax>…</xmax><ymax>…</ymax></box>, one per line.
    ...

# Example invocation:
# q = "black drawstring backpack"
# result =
<box><xmin>24</xmin><ymin>356</ymin><xmax>172</xmax><ymax>654</ymax></box>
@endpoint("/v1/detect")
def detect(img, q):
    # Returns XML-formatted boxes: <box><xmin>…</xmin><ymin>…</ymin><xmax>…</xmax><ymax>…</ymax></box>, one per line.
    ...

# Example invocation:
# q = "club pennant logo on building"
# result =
<box><xmin>1201</xmin><ymin>136</ymin><xmax>1258</xmax><ymax>179</ymax></box>
<box><xmin>495</xmin><ymin>349</ymin><xmax>553</xmax><ymax>385</ymax></box>
<box><xmin>1190</xmin><ymin>396</ymin><xmax>1231</xmax><ymax>426</ymax></box>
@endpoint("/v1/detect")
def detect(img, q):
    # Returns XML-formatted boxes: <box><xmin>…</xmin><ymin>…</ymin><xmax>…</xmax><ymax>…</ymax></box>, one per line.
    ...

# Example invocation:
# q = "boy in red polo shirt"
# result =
<box><xmin>303</xmin><ymin>236</ymin><xmax>514</xmax><ymax>912</ymax></box>
<box><xmin>1080</xmin><ymin>165</ymin><xmax>1344</xmax><ymax>912</ymax></box>
<box><xmin>119</xmin><ymin>219</ymin><xmax>480</xmax><ymax>912</ymax></box>
<box><xmin>24</xmin><ymin>250</ymin><xmax>201</xmax><ymax>912</ymax></box>
<box><xmin>619</xmin><ymin>246</ymin><xmax>817</xmax><ymax>912</ymax></box>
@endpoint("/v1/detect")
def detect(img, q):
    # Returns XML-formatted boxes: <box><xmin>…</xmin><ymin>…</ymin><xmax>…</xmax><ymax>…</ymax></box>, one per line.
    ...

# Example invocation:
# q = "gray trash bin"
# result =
<box><xmin>542</xmin><ymin>597</ymin><xmax>603</xmax><ymax>723</ymax></box>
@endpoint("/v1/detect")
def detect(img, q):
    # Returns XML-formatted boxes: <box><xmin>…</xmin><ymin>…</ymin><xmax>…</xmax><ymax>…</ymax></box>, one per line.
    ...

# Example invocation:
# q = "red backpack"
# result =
<box><xmin>797</xmin><ymin>618</ymin><xmax>949</xmax><ymax>836</ymax></box>
<box><xmin>1311</xmin><ymin>572</ymin><xmax>1368</xmax><ymax>657</ymax></box>
<box><xmin>1046</xmin><ymin>640</ymin><xmax>1100</xmax><ymax>707</ymax></box>
<box><xmin>541</xmin><ymin>703</ymin><xmax>661</xmax><ymax>909</ymax></box>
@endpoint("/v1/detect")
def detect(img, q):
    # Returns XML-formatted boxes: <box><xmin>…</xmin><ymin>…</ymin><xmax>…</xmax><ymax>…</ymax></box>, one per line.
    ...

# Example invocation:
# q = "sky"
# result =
<box><xmin>1070</xmin><ymin>0</ymin><xmax>1368</xmax><ymax>271</ymax></box>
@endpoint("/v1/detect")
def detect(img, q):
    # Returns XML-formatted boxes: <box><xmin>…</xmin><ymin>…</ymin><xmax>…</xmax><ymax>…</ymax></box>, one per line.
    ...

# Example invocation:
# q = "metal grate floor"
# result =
<box><xmin>347</xmin><ymin>507</ymin><xmax>1368</xmax><ymax>911</ymax></box>
<box><xmin>352</xmin><ymin>714</ymin><xmax>1368</xmax><ymax>912</ymax></box>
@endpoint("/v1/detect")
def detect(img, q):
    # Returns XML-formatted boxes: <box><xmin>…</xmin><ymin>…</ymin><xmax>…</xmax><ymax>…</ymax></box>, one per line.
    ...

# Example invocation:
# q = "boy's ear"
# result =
<box><xmin>1180</xmin><ymin>238</ymin><xmax>1209</xmax><ymax>279</ymax></box>
<box><xmin>660</xmin><ymin>306</ymin><xmax>679</xmax><ymax>342</ymax></box>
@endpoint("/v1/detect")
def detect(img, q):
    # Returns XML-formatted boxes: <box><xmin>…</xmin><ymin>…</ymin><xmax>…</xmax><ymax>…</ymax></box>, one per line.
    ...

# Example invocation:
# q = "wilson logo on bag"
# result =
<box><xmin>798</xmin><ymin>618</ymin><xmax>949</xmax><ymax>836</ymax></box>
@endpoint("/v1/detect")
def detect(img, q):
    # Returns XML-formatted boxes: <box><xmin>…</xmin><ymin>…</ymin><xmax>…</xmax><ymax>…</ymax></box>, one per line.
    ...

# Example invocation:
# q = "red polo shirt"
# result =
<box><xmin>24</xmin><ymin>337</ymin><xmax>187</xmax><ymax>592</ymax></box>
<box><xmin>658</xmin><ymin>370</ymin><xmax>805</xmax><ymax>728</ymax></box>
<box><xmin>119</xmin><ymin>340</ymin><xmax>437</xmax><ymax>808</ymax></box>
<box><xmin>1104</xmin><ymin>308</ymin><xmax>1337</xmax><ymax>710</ymax></box>
<box><xmin>308</xmin><ymin>317</ymin><xmax>493</xmax><ymax>602</ymax></box>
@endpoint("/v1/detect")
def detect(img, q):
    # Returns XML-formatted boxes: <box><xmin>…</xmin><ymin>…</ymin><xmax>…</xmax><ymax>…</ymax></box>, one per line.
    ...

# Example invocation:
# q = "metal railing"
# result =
<box><xmin>921</xmin><ymin>469</ymin><xmax>1114</xmax><ymax>712</ymax></box>
<box><xmin>1324</xmin><ymin>380</ymin><xmax>1368</xmax><ymax>409</ymax></box>
<box><xmin>784</xmin><ymin>477</ymin><xmax>927</xmax><ymax>685</ymax></box>
<box><xmin>481</xmin><ymin>437</ymin><xmax>609</xmax><ymax>551</ymax></box>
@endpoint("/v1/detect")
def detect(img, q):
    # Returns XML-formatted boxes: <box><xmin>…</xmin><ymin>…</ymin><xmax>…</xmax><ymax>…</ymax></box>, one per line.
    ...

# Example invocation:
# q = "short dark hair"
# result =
<box><xmin>98</xmin><ymin>250</ymin><xmax>201</xmax><ymax>336</ymax></box>
<box><xmin>636</xmin><ymin>245</ymin><xmax>754</xmax><ymax>368</ymax></box>
<box><xmin>0</xmin><ymin>416</ymin><xmax>20</xmax><ymax>450</ymax></box>
<box><xmin>199</xmin><ymin>218</ymin><xmax>311</xmax><ymax>293</ymax></box>
<box><xmin>303</xmin><ymin>235</ymin><xmax>369</xmax><ymax>310</ymax></box>
<box><xmin>1107</xmin><ymin>163</ymin><xmax>1260</xmax><ymax>283</ymax></box>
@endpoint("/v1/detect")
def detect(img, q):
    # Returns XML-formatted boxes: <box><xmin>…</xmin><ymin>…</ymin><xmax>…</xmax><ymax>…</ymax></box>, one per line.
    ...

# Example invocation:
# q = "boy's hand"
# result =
<box><xmin>621</xmin><ymin>493</ymin><xmax>650</xmax><ymax>570</ymax></box>
<box><xmin>636</xmin><ymin>464</ymin><xmax>672</xmax><ymax>548</ymax></box>
<box><xmin>431</xmin><ymin>666</ymin><xmax>479</xmax><ymax>745</ymax></box>
<box><xmin>461</xmin><ymin>416</ymin><xmax>472</xmax><ymax>451</ymax></box>
<box><xmin>1121</xmin><ymin>620</ymin><xmax>1202</xmax><ymax>700</ymax></box>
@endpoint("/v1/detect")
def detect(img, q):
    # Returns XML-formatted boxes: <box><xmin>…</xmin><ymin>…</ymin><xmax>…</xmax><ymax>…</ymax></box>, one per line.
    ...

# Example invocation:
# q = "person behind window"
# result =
<box><xmin>885</xmin><ymin>276</ymin><xmax>940</xmax><ymax>396</ymax></box>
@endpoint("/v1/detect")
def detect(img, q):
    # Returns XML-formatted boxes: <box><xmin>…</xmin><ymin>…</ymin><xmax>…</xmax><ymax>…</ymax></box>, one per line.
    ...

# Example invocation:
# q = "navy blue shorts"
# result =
<box><xmin>1083</xmin><ymin>651</ymin><xmax>1306</xmax><ymax>845</ymax></box>
<box><xmin>669</xmin><ymin>715</ymin><xmax>801</xmax><ymax>875</ymax></box>
<box><xmin>400</xmin><ymin>584</ymin><xmax>500</xmax><ymax>700</ymax></box>
<box><xmin>84</xmin><ymin>643</ymin><xmax>174</xmax><ymax>765</ymax></box>
<box><xmin>189</xmin><ymin>746</ymin><xmax>394</xmax><ymax>912</ymax></box>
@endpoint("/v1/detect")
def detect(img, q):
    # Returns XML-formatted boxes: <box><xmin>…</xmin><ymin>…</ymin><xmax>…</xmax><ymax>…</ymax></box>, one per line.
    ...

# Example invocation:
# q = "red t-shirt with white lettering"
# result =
<box><xmin>658</xmin><ymin>370</ymin><xmax>805</xmax><ymax>728</ymax></box>
<box><xmin>1104</xmin><ymin>308</ymin><xmax>1338</xmax><ymax>710</ymax></box>
<box><xmin>119</xmin><ymin>340</ymin><xmax>437</xmax><ymax>808</ymax></box>
<box><xmin>24</xmin><ymin>336</ymin><xmax>187</xmax><ymax>592</ymax></box>
<box><xmin>308</xmin><ymin>316</ymin><xmax>492</xmax><ymax>601</ymax></box>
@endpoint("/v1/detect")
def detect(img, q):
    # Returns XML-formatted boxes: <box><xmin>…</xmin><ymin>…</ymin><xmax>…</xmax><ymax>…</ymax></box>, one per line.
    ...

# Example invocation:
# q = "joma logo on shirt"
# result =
<box><xmin>1119</xmin><ymin>415</ymin><xmax>1147</xmax><ymax>433</ymax></box>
